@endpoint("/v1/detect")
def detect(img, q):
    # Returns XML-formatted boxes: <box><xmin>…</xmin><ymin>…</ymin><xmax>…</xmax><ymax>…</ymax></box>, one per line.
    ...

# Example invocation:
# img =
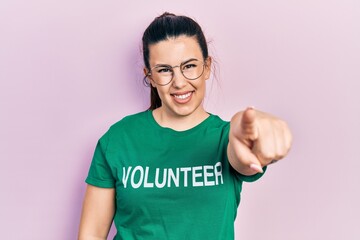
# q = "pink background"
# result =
<box><xmin>1</xmin><ymin>0</ymin><xmax>359</xmax><ymax>239</ymax></box>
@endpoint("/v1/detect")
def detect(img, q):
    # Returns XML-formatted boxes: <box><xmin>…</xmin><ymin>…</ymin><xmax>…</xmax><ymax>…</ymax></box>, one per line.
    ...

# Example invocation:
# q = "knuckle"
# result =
<box><xmin>259</xmin><ymin>151</ymin><xmax>275</xmax><ymax>161</ymax></box>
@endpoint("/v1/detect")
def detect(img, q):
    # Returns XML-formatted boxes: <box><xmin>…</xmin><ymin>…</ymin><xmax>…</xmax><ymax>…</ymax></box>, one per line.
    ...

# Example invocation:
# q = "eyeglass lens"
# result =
<box><xmin>150</xmin><ymin>60</ymin><xmax>205</xmax><ymax>85</ymax></box>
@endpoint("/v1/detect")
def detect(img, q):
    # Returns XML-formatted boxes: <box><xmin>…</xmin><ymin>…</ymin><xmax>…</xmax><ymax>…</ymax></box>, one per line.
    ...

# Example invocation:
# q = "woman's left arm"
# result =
<box><xmin>227</xmin><ymin>107</ymin><xmax>293</xmax><ymax>176</ymax></box>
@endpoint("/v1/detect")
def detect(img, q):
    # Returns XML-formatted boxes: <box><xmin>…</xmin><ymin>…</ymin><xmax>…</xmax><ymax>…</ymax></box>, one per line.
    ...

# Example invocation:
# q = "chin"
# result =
<box><xmin>167</xmin><ymin>102</ymin><xmax>203</xmax><ymax>117</ymax></box>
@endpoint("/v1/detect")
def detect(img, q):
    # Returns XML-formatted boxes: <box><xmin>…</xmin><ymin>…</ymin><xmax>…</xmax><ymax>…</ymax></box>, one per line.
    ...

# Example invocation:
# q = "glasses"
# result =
<box><xmin>145</xmin><ymin>59</ymin><xmax>206</xmax><ymax>86</ymax></box>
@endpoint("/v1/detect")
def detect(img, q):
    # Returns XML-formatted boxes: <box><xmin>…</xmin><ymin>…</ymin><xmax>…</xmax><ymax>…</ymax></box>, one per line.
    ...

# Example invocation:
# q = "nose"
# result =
<box><xmin>171</xmin><ymin>66</ymin><xmax>187</xmax><ymax>89</ymax></box>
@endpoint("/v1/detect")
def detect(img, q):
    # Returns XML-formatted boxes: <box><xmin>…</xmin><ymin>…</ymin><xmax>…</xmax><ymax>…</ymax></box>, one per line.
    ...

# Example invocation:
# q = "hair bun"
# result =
<box><xmin>158</xmin><ymin>12</ymin><xmax>176</xmax><ymax>18</ymax></box>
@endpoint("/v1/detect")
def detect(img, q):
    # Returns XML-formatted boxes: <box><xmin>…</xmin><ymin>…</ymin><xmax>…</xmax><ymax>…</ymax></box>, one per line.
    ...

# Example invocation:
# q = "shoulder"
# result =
<box><xmin>207</xmin><ymin>113</ymin><xmax>230</xmax><ymax>130</ymax></box>
<box><xmin>101</xmin><ymin>110</ymin><xmax>150</xmax><ymax>139</ymax></box>
<box><xmin>111</xmin><ymin>110</ymin><xmax>149</xmax><ymax>129</ymax></box>
<box><xmin>200</xmin><ymin>113</ymin><xmax>230</xmax><ymax>143</ymax></box>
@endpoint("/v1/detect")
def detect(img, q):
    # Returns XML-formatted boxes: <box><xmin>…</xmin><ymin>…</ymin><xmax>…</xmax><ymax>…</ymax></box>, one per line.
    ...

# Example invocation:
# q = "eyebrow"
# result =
<box><xmin>153</xmin><ymin>58</ymin><xmax>199</xmax><ymax>68</ymax></box>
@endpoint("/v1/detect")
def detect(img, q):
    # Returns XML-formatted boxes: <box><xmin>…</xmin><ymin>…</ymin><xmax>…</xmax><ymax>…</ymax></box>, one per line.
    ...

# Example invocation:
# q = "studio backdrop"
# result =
<box><xmin>1</xmin><ymin>0</ymin><xmax>359</xmax><ymax>239</ymax></box>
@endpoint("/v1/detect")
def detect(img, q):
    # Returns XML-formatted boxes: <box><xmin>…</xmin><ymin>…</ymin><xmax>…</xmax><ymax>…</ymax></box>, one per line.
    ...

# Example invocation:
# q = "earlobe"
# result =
<box><xmin>207</xmin><ymin>56</ymin><xmax>212</xmax><ymax>66</ymax></box>
<box><xmin>144</xmin><ymin>68</ymin><xmax>156</xmax><ymax>88</ymax></box>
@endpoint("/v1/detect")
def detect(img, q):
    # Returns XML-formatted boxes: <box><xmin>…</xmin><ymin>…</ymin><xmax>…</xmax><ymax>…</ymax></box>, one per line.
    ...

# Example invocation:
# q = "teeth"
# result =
<box><xmin>174</xmin><ymin>92</ymin><xmax>192</xmax><ymax>99</ymax></box>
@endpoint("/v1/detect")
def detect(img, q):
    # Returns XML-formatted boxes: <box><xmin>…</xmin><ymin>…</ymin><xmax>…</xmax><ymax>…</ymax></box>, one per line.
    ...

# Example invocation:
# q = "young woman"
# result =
<box><xmin>78</xmin><ymin>12</ymin><xmax>292</xmax><ymax>240</ymax></box>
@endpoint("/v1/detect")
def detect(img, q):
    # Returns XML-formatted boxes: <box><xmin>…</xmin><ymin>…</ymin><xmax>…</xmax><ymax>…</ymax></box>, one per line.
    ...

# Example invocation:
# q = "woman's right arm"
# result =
<box><xmin>78</xmin><ymin>185</ymin><xmax>115</xmax><ymax>240</ymax></box>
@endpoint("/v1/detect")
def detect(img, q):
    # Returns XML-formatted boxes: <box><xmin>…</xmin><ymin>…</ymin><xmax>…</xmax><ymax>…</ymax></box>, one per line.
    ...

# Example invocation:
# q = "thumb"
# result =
<box><xmin>232</xmin><ymin>138</ymin><xmax>264</xmax><ymax>173</ymax></box>
<box><xmin>240</xmin><ymin>107</ymin><xmax>259</xmax><ymax>142</ymax></box>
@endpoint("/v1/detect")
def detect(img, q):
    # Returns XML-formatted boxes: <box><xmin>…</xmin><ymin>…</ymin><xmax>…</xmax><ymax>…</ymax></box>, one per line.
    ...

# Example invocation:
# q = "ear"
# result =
<box><xmin>144</xmin><ymin>67</ymin><xmax>156</xmax><ymax>88</ymax></box>
<box><xmin>204</xmin><ymin>56</ymin><xmax>212</xmax><ymax>80</ymax></box>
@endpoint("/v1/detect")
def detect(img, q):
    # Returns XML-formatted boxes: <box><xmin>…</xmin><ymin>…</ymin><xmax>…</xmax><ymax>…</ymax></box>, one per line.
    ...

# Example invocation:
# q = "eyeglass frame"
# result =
<box><xmin>144</xmin><ymin>58</ymin><xmax>208</xmax><ymax>86</ymax></box>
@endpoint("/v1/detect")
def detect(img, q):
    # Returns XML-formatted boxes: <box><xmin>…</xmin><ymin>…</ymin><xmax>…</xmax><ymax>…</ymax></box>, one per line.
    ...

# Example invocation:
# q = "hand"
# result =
<box><xmin>228</xmin><ymin>107</ymin><xmax>292</xmax><ymax>175</ymax></box>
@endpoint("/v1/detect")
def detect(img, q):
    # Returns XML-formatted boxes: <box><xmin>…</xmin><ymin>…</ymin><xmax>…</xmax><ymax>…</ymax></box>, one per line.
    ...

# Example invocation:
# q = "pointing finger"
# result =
<box><xmin>240</xmin><ymin>107</ymin><xmax>259</xmax><ymax>141</ymax></box>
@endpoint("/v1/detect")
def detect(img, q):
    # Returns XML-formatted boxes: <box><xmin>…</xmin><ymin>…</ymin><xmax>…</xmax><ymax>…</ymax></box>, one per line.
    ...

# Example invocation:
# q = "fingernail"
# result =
<box><xmin>250</xmin><ymin>163</ymin><xmax>263</xmax><ymax>173</ymax></box>
<box><xmin>248</xmin><ymin>106</ymin><xmax>255</xmax><ymax>110</ymax></box>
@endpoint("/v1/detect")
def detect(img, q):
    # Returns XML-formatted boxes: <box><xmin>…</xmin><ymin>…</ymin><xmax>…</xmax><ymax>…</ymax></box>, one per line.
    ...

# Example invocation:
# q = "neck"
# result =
<box><xmin>152</xmin><ymin>106</ymin><xmax>209</xmax><ymax>131</ymax></box>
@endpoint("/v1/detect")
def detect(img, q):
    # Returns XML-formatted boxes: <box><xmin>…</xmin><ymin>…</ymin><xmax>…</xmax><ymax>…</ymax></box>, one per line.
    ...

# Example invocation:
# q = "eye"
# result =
<box><xmin>183</xmin><ymin>64</ymin><xmax>197</xmax><ymax>70</ymax></box>
<box><xmin>156</xmin><ymin>67</ymin><xmax>172</xmax><ymax>73</ymax></box>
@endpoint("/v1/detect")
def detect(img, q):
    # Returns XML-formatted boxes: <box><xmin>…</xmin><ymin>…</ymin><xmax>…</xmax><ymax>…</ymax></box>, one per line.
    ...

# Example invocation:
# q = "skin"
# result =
<box><xmin>78</xmin><ymin>186</ymin><xmax>115</xmax><ymax>240</ymax></box>
<box><xmin>78</xmin><ymin>35</ymin><xmax>293</xmax><ymax>239</ymax></box>
<box><xmin>228</xmin><ymin>107</ymin><xmax>292</xmax><ymax>175</ymax></box>
<box><xmin>146</xmin><ymin>36</ymin><xmax>212</xmax><ymax>131</ymax></box>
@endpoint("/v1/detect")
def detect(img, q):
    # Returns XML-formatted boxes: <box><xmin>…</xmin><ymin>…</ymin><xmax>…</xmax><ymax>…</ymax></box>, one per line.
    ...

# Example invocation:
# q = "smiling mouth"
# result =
<box><xmin>173</xmin><ymin>92</ymin><xmax>192</xmax><ymax>99</ymax></box>
<box><xmin>171</xmin><ymin>91</ymin><xmax>194</xmax><ymax>103</ymax></box>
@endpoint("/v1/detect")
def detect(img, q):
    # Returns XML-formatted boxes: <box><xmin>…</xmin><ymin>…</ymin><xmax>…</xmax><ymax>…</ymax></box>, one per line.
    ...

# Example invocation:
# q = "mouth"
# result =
<box><xmin>171</xmin><ymin>91</ymin><xmax>194</xmax><ymax>104</ymax></box>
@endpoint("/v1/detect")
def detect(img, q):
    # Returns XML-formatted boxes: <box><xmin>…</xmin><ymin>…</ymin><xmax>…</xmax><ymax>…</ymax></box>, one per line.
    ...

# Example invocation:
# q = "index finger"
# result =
<box><xmin>240</xmin><ymin>107</ymin><xmax>259</xmax><ymax>141</ymax></box>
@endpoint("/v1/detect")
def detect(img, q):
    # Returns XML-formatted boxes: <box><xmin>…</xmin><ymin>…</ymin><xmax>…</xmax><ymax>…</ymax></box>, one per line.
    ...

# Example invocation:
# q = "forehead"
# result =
<box><xmin>148</xmin><ymin>35</ymin><xmax>203</xmax><ymax>66</ymax></box>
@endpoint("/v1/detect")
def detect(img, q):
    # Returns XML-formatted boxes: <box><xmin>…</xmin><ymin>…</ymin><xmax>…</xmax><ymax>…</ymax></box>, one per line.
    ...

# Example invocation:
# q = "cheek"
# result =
<box><xmin>196</xmin><ymin>79</ymin><xmax>207</xmax><ymax>91</ymax></box>
<box><xmin>155</xmin><ymin>86</ymin><xmax>169</xmax><ymax>99</ymax></box>
<box><xmin>189</xmin><ymin>81</ymin><xmax>206</xmax><ymax>100</ymax></box>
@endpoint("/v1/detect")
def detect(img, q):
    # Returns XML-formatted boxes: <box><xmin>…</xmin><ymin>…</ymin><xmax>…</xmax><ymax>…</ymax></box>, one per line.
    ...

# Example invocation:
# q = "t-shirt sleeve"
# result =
<box><xmin>233</xmin><ymin>166</ymin><xmax>267</xmax><ymax>182</ymax></box>
<box><xmin>85</xmin><ymin>131</ymin><xmax>116</xmax><ymax>188</ymax></box>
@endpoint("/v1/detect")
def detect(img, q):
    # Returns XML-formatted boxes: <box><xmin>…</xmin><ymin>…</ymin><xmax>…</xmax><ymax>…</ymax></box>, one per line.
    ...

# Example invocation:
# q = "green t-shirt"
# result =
<box><xmin>86</xmin><ymin>110</ymin><xmax>265</xmax><ymax>240</ymax></box>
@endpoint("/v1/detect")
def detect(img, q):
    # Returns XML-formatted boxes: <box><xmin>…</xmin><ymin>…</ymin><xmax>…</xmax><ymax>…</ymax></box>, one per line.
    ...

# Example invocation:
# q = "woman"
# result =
<box><xmin>78</xmin><ymin>12</ymin><xmax>292</xmax><ymax>240</ymax></box>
